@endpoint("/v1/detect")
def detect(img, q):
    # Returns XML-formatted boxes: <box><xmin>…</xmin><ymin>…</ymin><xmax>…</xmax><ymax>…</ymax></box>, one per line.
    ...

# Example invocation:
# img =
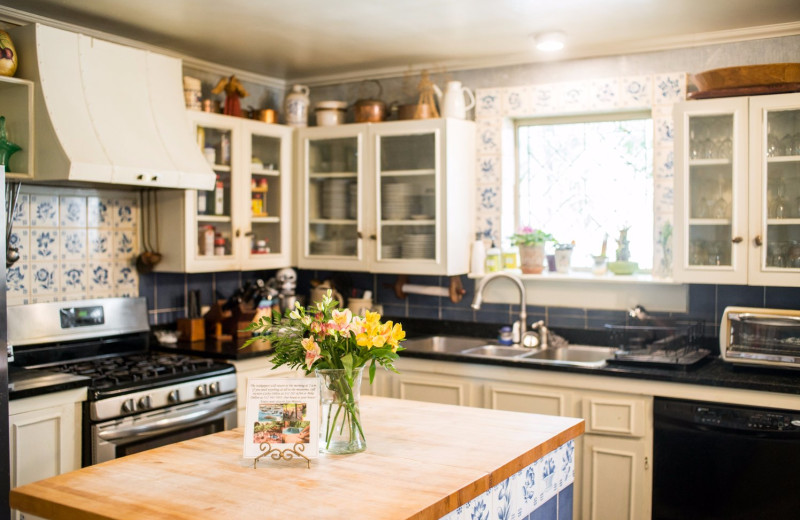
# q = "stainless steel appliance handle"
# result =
<box><xmin>98</xmin><ymin>400</ymin><xmax>235</xmax><ymax>441</ymax></box>
<box><xmin>735</xmin><ymin>313</ymin><xmax>800</xmax><ymax>326</ymax></box>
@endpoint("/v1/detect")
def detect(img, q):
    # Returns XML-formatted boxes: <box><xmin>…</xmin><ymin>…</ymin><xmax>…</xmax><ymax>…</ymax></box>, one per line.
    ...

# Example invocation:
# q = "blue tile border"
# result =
<box><xmin>140</xmin><ymin>269</ymin><xmax>798</xmax><ymax>340</ymax></box>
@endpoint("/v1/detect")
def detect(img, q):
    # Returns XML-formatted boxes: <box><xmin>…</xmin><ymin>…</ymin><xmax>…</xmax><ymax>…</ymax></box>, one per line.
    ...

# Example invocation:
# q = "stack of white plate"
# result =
<box><xmin>381</xmin><ymin>244</ymin><xmax>401</xmax><ymax>259</ymax></box>
<box><xmin>402</xmin><ymin>233</ymin><xmax>434</xmax><ymax>259</ymax></box>
<box><xmin>347</xmin><ymin>182</ymin><xmax>358</xmax><ymax>219</ymax></box>
<box><xmin>382</xmin><ymin>182</ymin><xmax>416</xmax><ymax>220</ymax></box>
<box><xmin>321</xmin><ymin>179</ymin><xmax>350</xmax><ymax>219</ymax></box>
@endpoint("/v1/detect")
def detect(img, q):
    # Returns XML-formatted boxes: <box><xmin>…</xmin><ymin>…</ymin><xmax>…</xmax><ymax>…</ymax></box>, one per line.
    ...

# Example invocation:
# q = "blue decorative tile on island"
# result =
<box><xmin>438</xmin><ymin>440</ymin><xmax>575</xmax><ymax>520</ymax></box>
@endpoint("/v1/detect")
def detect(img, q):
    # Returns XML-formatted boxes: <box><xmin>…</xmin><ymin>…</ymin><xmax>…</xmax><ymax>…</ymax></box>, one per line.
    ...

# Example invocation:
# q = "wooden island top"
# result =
<box><xmin>10</xmin><ymin>396</ymin><xmax>584</xmax><ymax>520</ymax></box>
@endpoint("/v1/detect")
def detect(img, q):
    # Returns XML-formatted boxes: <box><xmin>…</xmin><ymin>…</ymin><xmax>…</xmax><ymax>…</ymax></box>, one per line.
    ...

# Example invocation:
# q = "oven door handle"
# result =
<box><xmin>97</xmin><ymin>400</ymin><xmax>235</xmax><ymax>442</ymax></box>
<box><xmin>735</xmin><ymin>313</ymin><xmax>800</xmax><ymax>326</ymax></box>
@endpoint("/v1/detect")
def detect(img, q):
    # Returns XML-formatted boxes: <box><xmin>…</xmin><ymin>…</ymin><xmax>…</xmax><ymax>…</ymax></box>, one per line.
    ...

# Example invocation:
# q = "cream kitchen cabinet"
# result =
<box><xmin>155</xmin><ymin>112</ymin><xmax>293</xmax><ymax>272</ymax></box>
<box><xmin>295</xmin><ymin>118</ymin><xmax>475</xmax><ymax>275</ymax></box>
<box><xmin>580</xmin><ymin>391</ymin><xmax>652</xmax><ymax>520</ymax></box>
<box><xmin>9</xmin><ymin>388</ymin><xmax>86</xmax><ymax>520</ymax></box>
<box><xmin>674</xmin><ymin>92</ymin><xmax>800</xmax><ymax>286</ymax></box>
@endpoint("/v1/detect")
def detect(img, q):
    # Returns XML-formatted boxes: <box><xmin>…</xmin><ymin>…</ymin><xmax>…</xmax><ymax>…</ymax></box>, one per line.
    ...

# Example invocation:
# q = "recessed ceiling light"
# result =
<box><xmin>533</xmin><ymin>31</ymin><xmax>566</xmax><ymax>52</ymax></box>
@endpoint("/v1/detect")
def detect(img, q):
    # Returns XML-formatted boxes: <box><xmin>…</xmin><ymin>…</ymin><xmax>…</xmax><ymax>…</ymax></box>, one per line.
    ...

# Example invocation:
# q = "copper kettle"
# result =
<box><xmin>353</xmin><ymin>79</ymin><xmax>386</xmax><ymax>123</ymax></box>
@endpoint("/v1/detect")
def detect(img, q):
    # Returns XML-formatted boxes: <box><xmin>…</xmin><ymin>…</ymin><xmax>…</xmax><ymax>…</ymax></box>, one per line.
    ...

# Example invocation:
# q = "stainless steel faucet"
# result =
<box><xmin>471</xmin><ymin>272</ymin><xmax>527</xmax><ymax>344</ymax></box>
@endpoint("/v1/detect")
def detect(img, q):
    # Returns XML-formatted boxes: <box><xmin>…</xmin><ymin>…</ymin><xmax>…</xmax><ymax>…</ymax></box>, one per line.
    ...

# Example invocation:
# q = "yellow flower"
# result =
<box><xmin>387</xmin><ymin>322</ymin><xmax>405</xmax><ymax>351</ymax></box>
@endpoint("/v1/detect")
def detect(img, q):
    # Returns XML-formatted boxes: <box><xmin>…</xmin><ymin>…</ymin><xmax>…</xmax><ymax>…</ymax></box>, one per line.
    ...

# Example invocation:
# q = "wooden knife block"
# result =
<box><xmin>177</xmin><ymin>318</ymin><xmax>205</xmax><ymax>342</ymax></box>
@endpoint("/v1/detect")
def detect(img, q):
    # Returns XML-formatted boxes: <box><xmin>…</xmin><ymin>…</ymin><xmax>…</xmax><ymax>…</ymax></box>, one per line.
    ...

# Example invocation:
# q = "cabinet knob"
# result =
<box><xmin>244</xmin><ymin>230</ymin><xmax>254</xmax><ymax>237</ymax></box>
<box><xmin>151</xmin><ymin>175</ymin><xmax>158</xmax><ymax>182</ymax></box>
<box><xmin>136</xmin><ymin>174</ymin><xmax>145</xmax><ymax>181</ymax></box>
<box><xmin>357</xmin><ymin>231</ymin><xmax>363</xmax><ymax>239</ymax></box>
<box><xmin>732</xmin><ymin>236</ymin><xmax>743</xmax><ymax>243</ymax></box>
<box><xmin>754</xmin><ymin>235</ymin><xmax>763</xmax><ymax>247</ymax></box>
<box><xmin>369</xmin><ymin>235</ymin><xmax>377</xmax><ymax>241</ymax></box>
<box><xmin>235</xmin><ymin>229</ymin><xmax>241</xmax><ymax>238</ymax></box>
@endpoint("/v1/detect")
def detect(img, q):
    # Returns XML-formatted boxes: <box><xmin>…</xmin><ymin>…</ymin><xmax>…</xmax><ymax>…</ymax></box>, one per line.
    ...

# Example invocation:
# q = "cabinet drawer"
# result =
<box><xmin>581</xmin><ymin>393</ymin><xmax>650</xmax><ymax>438</ymax></box>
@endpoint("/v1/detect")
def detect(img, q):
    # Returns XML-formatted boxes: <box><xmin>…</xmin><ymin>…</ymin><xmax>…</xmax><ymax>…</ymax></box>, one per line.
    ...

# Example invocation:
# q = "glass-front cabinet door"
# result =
<box><xmin>192</xmin><ymin>116</ymin><xmax>239</xmax><ymax>268</ymax></box>
<box><xmin>155</xmin><ymin>112</ymin><xmax>293</xmax><ymax>273</ymax></box>
<box><xmin>373</xmin><ymin>127</ymin><xmax>438</xmax><ymax>269</ymax></box>
<box><xmin>674</xmin><ymin>97</ymin><xmax>749</xmax><ymax>284</ymax></box>
<box><xmin>748</xmin><ymin>93</ymin><xmax>800</xmax><ymax>285</ymax></box>
<box><xmin>298</xmin><ymin>125</ymin><xmax>366</xmax><ymax>271</ymax></box>
<box><xmin>241</xmin><ymin>120</ymin><xmax>293</xmax><ymax>270</ymax></box>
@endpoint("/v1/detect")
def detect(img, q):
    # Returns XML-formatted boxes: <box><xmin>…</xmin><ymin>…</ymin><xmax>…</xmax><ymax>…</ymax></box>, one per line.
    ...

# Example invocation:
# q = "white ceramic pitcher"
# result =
<box><xmin>284</xmin><ymin>84</ymin><xmax>310</xmax><ymax>127</ymax></box>
<box><xmin>434</xmin><ymin>81</ymin><xmax>476</xmax><ymax>119</ymax></box>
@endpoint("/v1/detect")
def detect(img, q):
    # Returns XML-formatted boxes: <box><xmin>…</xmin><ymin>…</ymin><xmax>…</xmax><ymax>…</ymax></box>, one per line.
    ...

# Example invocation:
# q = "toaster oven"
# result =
<box><xmin>720</xmin><ymin>306</ymin><xmax>800</xmax><ymax>369</ymax></box>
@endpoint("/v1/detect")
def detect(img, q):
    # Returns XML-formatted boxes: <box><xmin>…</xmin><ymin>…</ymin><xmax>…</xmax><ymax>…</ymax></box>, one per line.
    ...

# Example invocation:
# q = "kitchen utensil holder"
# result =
<box><xmin>252</xmin><ymin>442</ymin><xmax>310</xmax><ymax>469</ymax></box>
<box><xmin>177</xmin><ymin>318</ymin><xmax>205</xmax><ymax>342</ymax></box>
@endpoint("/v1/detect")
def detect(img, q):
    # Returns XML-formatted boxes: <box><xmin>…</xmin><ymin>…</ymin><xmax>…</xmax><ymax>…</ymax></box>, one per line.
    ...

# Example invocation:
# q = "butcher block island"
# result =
<box><xmin>10</xmin><ymin>396</ymin><xmax>583</xmax><ymax>520</ymax></box>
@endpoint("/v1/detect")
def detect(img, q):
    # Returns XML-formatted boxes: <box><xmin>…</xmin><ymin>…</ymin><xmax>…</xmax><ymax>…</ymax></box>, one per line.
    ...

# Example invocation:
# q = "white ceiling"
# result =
<box><xmin>3</xmin><ymin>0</ymin><xmax>800</xmax><ymax>84</ymax></box>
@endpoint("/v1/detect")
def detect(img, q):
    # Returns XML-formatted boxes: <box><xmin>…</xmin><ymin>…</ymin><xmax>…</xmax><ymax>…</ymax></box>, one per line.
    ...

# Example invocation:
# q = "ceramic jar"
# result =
<box><xmin>315</xmin><ymin>101</ymin><xmax>347</xmax><ymax>126</ymax></box>
<box><xmin>0</xmin><ymin>30</ymin><xmax>17</xmax><ymax>77</ymax></box>
<box><xmin>284</xmin><ymin>84</ymin><xmax>310</xmax><ymax>127</ymax></box>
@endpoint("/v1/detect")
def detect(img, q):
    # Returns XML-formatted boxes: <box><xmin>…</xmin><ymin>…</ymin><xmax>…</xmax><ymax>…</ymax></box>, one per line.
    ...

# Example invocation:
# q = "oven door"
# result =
<box><xmin>91</xmin><ymin>393</ymin><xmax>237</xmax><ymax>465</ymax></box>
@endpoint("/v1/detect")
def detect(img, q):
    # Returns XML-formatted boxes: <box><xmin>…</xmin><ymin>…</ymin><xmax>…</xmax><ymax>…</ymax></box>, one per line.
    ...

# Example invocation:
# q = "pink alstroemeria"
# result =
<box><xmin>329</xmin><ymin>308</ymin><xmax>353</xmax><ymax>337</ymax></box>
<box><xmin>301</xmin><ymin>336</ymin><xmax>321</xmax><ymax>369</ymax></box>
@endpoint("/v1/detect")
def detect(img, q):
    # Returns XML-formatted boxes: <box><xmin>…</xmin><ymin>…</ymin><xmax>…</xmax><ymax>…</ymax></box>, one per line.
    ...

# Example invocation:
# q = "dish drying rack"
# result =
<box><xmin>604</xmin><ymin>318</ymin><xmax>709</xmax><ymax>369</ymax></box>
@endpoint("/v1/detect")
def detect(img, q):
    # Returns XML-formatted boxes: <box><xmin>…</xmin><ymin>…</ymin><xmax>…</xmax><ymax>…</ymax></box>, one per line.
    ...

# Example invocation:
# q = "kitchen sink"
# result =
<box><xmin>401</xmin><ymin>335</ymin><xmax>490</xmax><ymax>354</ymax></box>
<box><xmin>402</xmin><ymin>335</ymin><xmax>616</xmax><ymax>368</ymax></box>
<box><xmin>460</xmin><ymin>345</ymin><xmax>536</xmax><ymax>359</ymax></box>
<box><xmin>523</xmin><ymin>345</ymin><xmax>618</xmax><ymax>368</ymax></box>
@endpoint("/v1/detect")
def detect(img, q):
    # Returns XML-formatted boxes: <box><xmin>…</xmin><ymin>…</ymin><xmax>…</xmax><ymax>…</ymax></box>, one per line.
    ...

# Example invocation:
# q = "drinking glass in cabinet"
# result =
<box><xmin>689</xmin><ymin>115</ymin><xmax>733</xmax><ymax>160</ymax></box>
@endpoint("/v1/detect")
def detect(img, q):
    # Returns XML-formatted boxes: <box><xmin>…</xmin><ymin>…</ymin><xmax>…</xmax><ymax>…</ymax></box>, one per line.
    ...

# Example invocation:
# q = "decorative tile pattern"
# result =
<box><xmin>60</xmin><ymin>196</ymin><xmax>87</xmax><ymax>227</ymax></box>
<box><xmin>475</xmin><ymin>89</ymin><xmax>501</xmax><ymax>117</ymax></box>
<box><xmin>31</xmin><ymin>229</ymin><xmax>59</xmax><ymax>261</ymax></box>
<box><xmin>30</xmin><ymin>195</ymin><xmax>59</xmax><ymax>227</ymax></box>
<box><xmin>477</xmin><ymin>118</ymin><xmax>502</xmax><ymax>155</ymax></box>
<box><xmin>8</xmin><ymin>188</ymin><xmax>139</xmax><ymax>306</ymax></box>
<box><xmin>502</xmin><ymin>87</ymin><xmax>530</xmax><ymax>116</ymax></box>
<box><xmin>654</xmin><ymin>72</ymin><xmax>686</xmax><ymax>105</ymax></box>
<box><xmin>620</xmin><ymin>75</ymin><xmax>652</xmax><ymax>108</ymax></box>
<box><xmin>435</xmin><ymin>440</ymin><xmax>576</xmax><ymax>520</ymax></box>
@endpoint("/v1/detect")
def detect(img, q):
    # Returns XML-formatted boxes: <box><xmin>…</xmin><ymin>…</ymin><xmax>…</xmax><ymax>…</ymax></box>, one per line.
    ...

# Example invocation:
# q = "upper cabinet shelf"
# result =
<box><xmin>0</xmin><ymin>76</ymin><xmax>33</xmax><ymax>178</ymax></box>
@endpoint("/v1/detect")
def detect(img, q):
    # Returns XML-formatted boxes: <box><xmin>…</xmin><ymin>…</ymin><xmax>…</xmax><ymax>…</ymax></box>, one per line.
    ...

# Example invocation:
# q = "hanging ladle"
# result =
<box><xmin>135</xmin><ymin>189</ymin><xmax>163</xmax><ymax>273</ymax></box>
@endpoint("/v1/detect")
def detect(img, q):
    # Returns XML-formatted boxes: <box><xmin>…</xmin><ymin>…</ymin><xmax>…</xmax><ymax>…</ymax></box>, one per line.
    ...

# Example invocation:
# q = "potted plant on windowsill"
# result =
<box><xmin>510</xmin><ymin>227</ymin><xmax>556</xmax><ymax>274</ymax></box>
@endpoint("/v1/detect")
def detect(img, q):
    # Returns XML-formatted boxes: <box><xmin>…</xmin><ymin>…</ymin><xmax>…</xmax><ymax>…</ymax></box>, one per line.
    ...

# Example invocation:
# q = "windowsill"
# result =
<box><xmin>468</xmin><ymin>270</ymin><xmax>681</xmax><ymax>285</ymax></box>
<box><xmin>467</xmin><ymin>270</ymin><xmax>688</xmax><ymax>313</ymax></box>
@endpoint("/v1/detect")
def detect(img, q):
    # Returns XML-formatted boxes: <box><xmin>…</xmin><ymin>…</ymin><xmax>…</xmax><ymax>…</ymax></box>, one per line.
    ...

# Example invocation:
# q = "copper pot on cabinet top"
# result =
<box><xmin>353</xmin><ymin>79</ymin><xmax>387</xmax><ymax>123</ymax></box>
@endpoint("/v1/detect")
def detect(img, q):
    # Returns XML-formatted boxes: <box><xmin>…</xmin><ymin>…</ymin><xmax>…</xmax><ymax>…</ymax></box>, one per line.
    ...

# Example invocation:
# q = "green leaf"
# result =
<box><xmin>369</xmin><ymin>360</ymin><xmax>376</xmax><ymax>384</ymax></box>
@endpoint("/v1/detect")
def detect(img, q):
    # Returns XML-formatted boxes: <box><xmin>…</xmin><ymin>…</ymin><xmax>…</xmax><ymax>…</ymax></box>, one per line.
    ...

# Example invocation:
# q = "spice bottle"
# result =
<box><xmin>485</xmin><ymin>241</ymin><xmax>501</xmax><ymax>273</ymax></box>
<box><xmin>214</xmin><ymin>234</ymin><xmax>226</xmax><ymax>256</ymax></box>
<box><xmin>201</xmin><ymin>225</ymin><xmax>215</xmax><ymax>256</ymax></box>
<box><xmin>214</xmin><ymin>175</ymin><xmax>225</xmax><ymax>215</ymax></box>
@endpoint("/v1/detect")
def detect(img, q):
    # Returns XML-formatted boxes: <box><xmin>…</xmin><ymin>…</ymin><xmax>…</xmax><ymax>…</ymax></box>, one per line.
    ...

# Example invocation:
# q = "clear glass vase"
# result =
<box><xmin>315</xmin><ymin>367</ymin><xmax>366</xmax><ymax>454</ymax></box>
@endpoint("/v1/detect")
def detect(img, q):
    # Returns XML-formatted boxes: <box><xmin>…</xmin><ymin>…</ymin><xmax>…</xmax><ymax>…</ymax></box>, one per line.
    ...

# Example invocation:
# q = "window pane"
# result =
<box><xmin>518</xmin><ymin>116</ymin><xmax>653</xmax><ymax>269</ymax></box>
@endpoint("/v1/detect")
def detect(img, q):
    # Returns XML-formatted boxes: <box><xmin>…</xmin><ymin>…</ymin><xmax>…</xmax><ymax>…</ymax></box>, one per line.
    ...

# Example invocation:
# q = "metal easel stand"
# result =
<box><xmin>253</xmin><ymin>442</ymin><xmax>310</xmax><ymax>469</ymax></box>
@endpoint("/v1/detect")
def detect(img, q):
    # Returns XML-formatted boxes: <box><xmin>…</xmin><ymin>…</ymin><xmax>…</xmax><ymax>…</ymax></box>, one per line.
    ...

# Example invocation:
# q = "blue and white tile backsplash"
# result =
<box><xmin>439</xmin><ymin>440</ymin><xmax>575</xmax><ymax>520</ymax></box>
<box><xmin>7</xmin><ymin>187</ymin><xmax>139</xmax><ymax>306</ymax></box>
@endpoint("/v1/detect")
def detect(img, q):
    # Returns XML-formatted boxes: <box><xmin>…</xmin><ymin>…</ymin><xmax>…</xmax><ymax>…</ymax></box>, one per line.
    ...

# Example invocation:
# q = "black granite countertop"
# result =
<box><xmin>391</xmin><ymin>317</ymin><xmax>800</xmax><ymax>397</ymax></box>
<box><xmin>151</xmin><ymin>335</ymin><xmax>273</xmax><ymax>361</ymax></box>
<box><xmin>8</xmin><ymin>367</ymin><xmax>90</xmax><ymax>400</ymax></box>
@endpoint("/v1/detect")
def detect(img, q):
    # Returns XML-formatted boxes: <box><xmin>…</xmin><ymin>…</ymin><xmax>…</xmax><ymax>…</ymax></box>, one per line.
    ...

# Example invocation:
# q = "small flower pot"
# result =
<box><xmin>519</xmin><ymin>244</ymin><xmax>545</xmax><ymax>274</ymax></box>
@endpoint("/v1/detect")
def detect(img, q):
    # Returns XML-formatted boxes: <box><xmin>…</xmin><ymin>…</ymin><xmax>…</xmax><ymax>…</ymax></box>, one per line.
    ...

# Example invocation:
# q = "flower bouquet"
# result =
<box><xmin>243</xmin><ymin>290</ymin><xmax>405</xmax><ymax>454</ymax></box>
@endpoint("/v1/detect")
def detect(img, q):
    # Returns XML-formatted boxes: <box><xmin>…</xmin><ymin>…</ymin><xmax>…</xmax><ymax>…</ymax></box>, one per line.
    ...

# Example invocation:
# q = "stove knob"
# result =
<box><xmin>196</xmin><ymin>384</ymin><xmax>208</xmax><ymax>397</ymax></box>
<box><xmin>208</xmin><ymin>381</ymin><xmax>220</xmax><ymax>395</ymax></box>
<box><xmin>168</xmin><ymin>390</ymin><xmax>180</xmax><ymax>404</ymax></box>
<box><xmin>121</xmin><ymin>398</ymin><xmax>135</xmax><ymax>414</ymax></box>
<box><xmin>138</xmin><ymin>395</ymin><xmax>152</xmax><ymax>410</ymax></box>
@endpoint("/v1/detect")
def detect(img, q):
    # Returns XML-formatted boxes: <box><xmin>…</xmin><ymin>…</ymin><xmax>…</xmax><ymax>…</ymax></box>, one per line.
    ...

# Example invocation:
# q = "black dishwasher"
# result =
<box><xmin>653</xmin><ymin>397</ymin><xmax>800</xmax><ymax>520</ymax></box>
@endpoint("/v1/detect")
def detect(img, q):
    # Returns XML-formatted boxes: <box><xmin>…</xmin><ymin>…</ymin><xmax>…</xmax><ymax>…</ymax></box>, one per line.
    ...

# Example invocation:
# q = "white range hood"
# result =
<box><xmin>10</xmin><ymin>23</ymin><xmax>215</xmax><ymax>190</ymax></box>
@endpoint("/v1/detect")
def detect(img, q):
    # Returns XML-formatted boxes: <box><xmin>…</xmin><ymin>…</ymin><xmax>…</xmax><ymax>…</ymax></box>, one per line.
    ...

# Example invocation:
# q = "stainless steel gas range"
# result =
<box><xmin>9</xmin><ymin>298</ymin><xmax>237</xmax><ymax>466</ymax></box>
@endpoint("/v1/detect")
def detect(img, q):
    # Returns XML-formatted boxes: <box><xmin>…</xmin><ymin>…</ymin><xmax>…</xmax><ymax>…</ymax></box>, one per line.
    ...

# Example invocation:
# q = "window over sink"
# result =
<box><xmin>515</xmin><ymin>111</ymin><xmax>654</xmax><ymax>270</ymax></box>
